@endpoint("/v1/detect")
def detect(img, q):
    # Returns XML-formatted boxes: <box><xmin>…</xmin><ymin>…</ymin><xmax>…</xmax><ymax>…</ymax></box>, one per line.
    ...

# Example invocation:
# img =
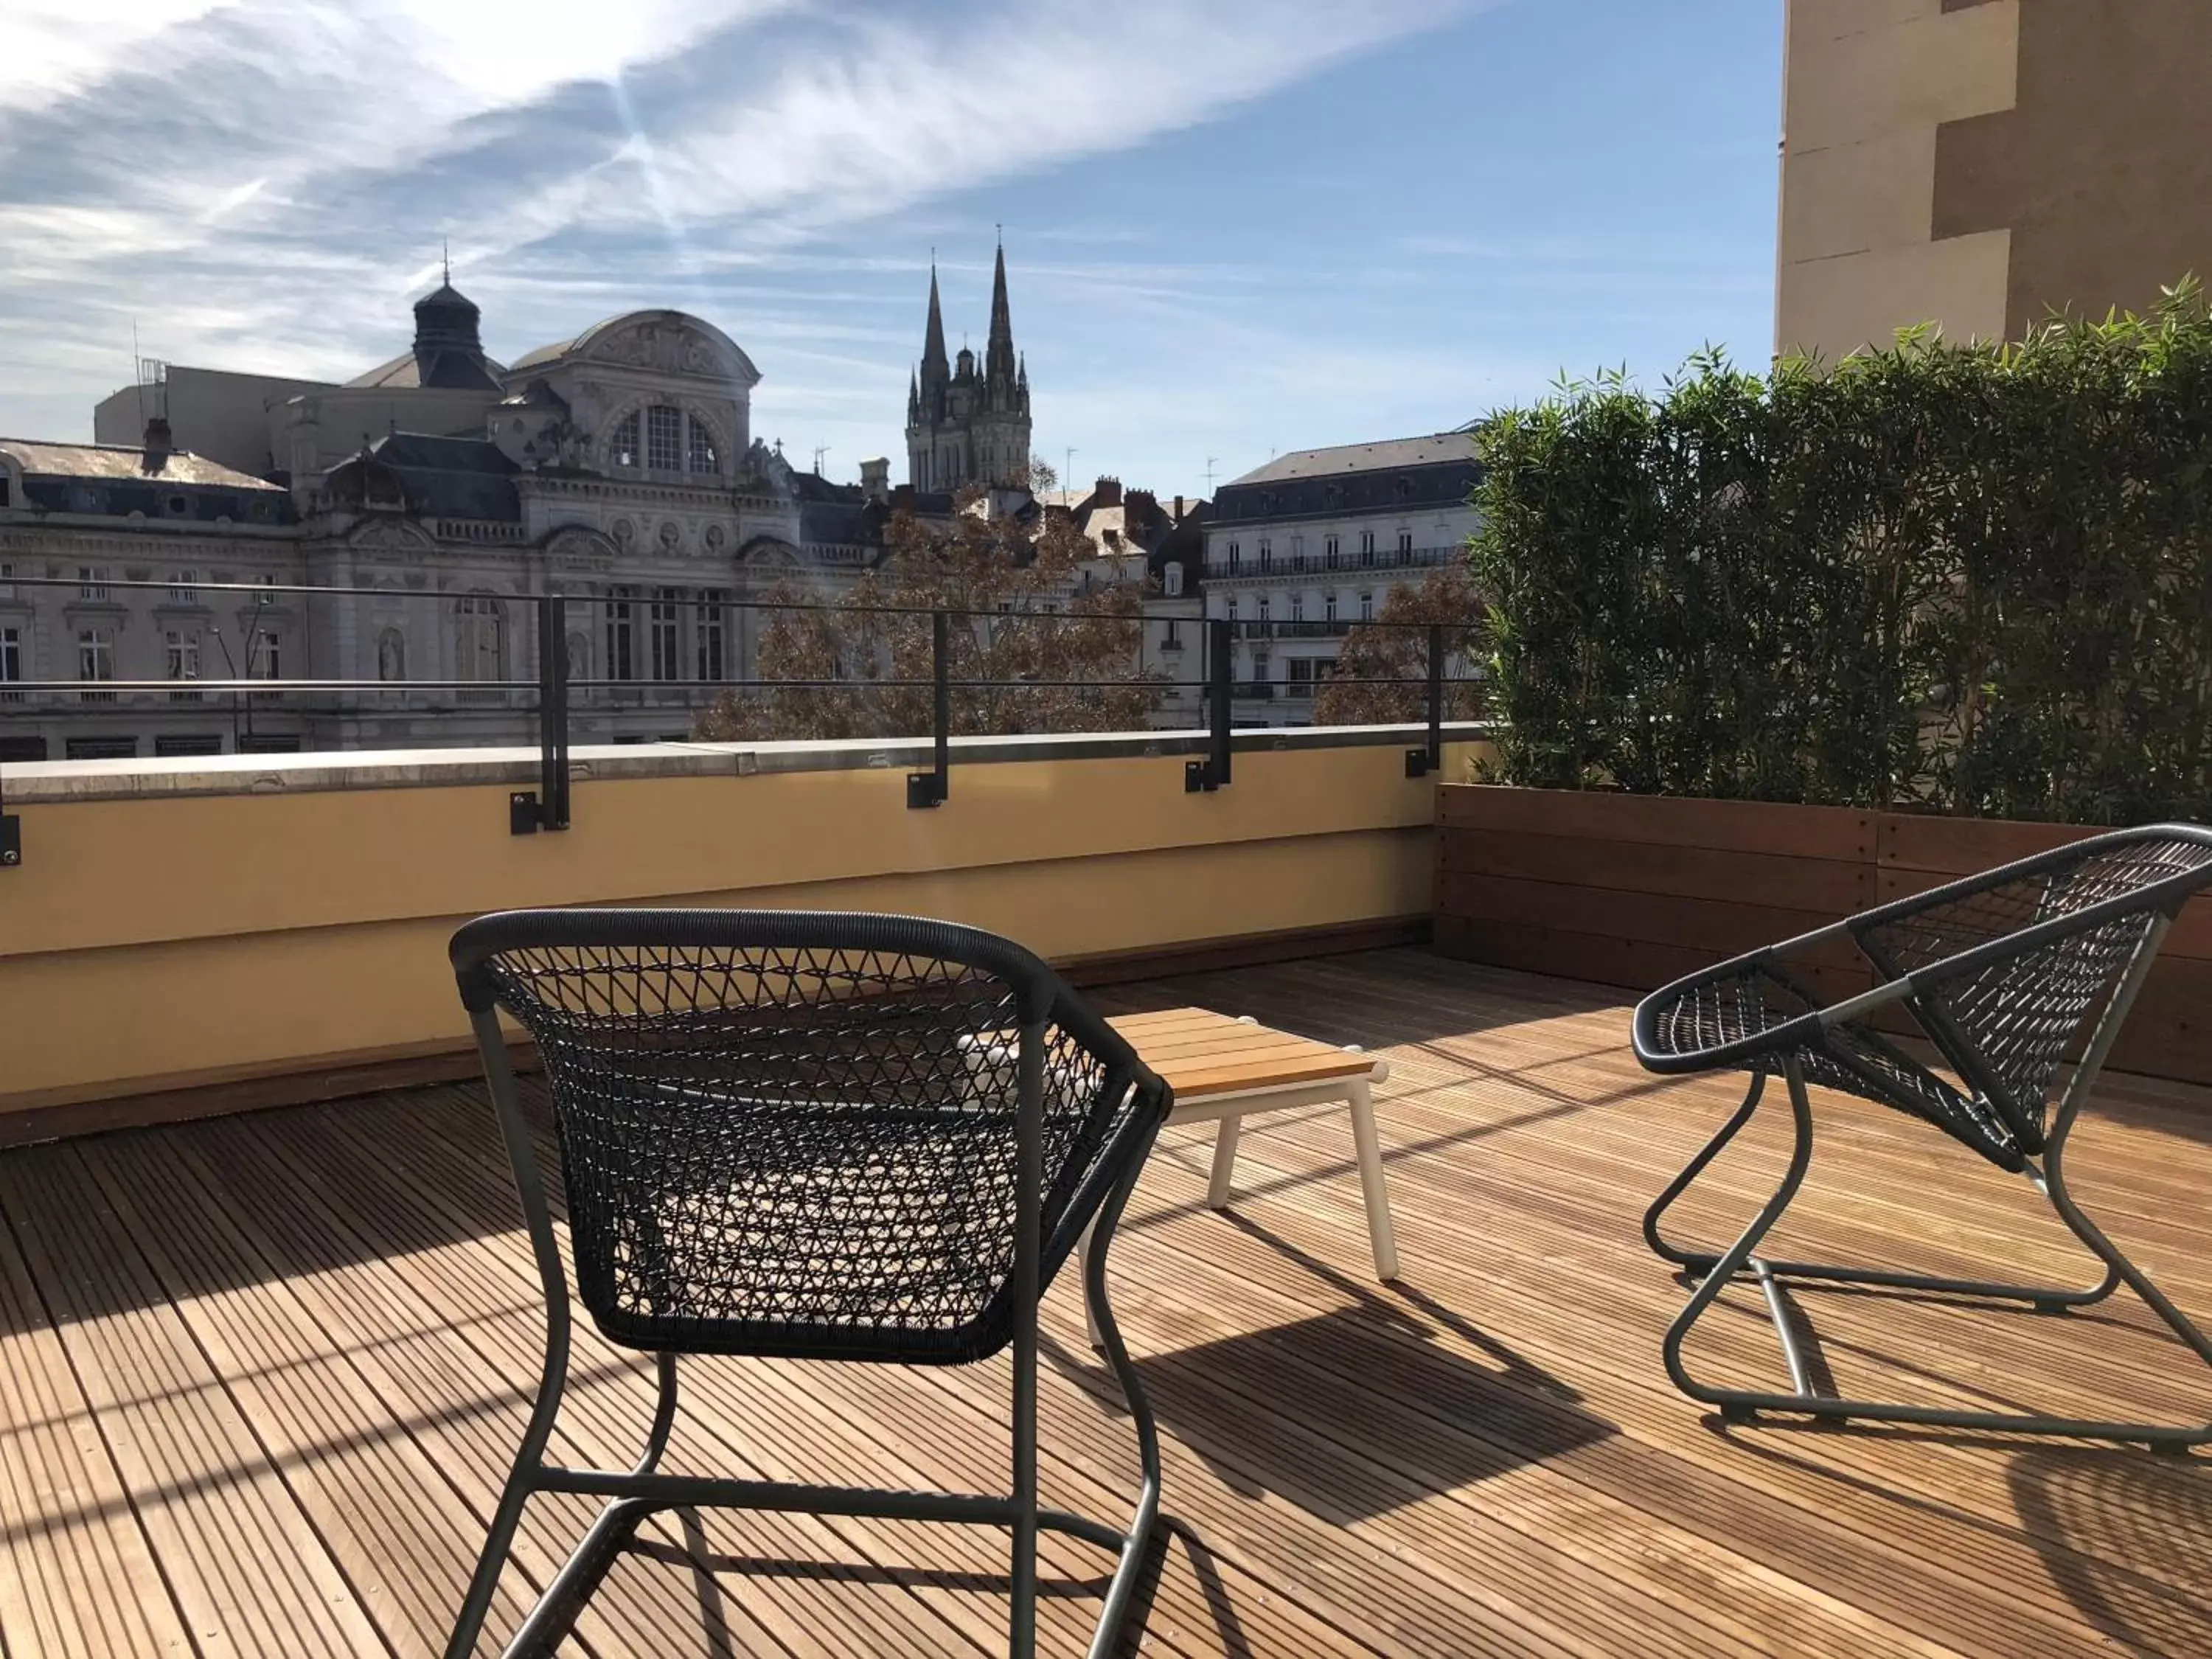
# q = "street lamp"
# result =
<box><xmin>207</xmin><ymin>591</ymin><xmax>273</xmax><ymax>751</ymax></box>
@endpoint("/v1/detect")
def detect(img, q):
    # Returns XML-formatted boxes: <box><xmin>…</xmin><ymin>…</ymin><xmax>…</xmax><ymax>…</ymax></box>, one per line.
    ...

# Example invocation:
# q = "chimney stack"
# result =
<box><xmin>1174</xmin><ymin>494</ymin><xmax>1184</xmax><ymax>521</ymax></box>
<box><xmin>142</xmin><ymin>415</ymin><xmax>174</xmax><ymax>474</ymax></box>
<box><xmin>859</xmin><ymin>456</ymin><xmax>891</xmax><ymax>503</ymax></box>
<box><xmin>1092</xmin><ymin>475</ymin><xmax>1122</xmax><ymax>507</ymax></box>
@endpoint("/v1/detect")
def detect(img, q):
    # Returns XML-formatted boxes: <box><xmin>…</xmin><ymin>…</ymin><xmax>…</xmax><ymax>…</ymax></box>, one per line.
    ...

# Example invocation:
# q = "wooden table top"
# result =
<box><xmin>1107</xmin><ymin>1006</ymin><xmax>1377</xmax><ymax>1100</ymax></box>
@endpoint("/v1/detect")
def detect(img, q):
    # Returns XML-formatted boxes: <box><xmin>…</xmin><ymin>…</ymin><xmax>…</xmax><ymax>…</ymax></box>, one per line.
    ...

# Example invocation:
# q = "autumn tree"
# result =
<box><xmin>1310</xmin><ymin>560</ymin><xmax>1487</xmax><ymax>726</ymax></box>
<box><xmin>693</xmin><ymin>497</ymin><xmax>1161</xmax><ymax>741</ymax></box>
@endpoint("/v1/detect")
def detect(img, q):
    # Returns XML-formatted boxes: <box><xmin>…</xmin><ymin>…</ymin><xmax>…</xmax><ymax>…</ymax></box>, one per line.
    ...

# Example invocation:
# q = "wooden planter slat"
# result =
<box><xmin>1438</xmin><ymin>827</ymin><xmax>1875</xmax><ymax>914</ymax></box>
<box><xmin>1436</xmin><ymin>785</ymin><xmax>2212</xmax><ymax>1086</ymax></box>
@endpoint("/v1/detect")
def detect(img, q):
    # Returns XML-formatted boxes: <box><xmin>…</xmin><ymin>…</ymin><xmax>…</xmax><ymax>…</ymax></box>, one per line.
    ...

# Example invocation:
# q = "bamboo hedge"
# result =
<box><xmin>1470</xmin><ymin>285</ymin><xmax>2212</xmax><ymax>824</ymax></box>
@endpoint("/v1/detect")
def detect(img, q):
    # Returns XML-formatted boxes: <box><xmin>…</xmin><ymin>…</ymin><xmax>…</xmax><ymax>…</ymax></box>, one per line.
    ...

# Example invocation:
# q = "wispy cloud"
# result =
<box><xmin>0</xmin><ymin>0</ymin><xmax>1474</xmax><ymax>458</ymax></box>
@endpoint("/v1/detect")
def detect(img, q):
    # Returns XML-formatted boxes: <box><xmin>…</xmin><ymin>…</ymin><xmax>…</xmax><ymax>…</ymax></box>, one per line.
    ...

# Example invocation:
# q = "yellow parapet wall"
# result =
<box><xmin>0</xmin><ymin>740</ymin><xmax>1478</xmax><ymax>1119</ymax></box>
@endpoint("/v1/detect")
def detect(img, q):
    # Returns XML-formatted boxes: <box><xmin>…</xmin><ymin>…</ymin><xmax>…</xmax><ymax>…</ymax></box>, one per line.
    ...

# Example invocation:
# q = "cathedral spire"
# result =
<box><xmin>905</xmin><ymin>242</ymin><xmax>1029</xmax><ymax>492</ymax></box>
<box><xmin>985</xmin><ymin>237</ymin><xmax>1016</xmax><ymax>394</ymax></box>
<box><xmin>922</xmin><ymin>260</ymin><xmax>949</xmax><ymax>377</ymax></box>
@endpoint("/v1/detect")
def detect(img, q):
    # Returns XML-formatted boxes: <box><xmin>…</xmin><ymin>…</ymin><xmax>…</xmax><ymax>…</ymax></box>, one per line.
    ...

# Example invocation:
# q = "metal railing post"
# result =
<box><xmin>908</xmin><ymin>608</ymin><xmax>950</xmax><ymax>808</ymax></box>
<box><xmin>546</xmin><ymin>595</ymin><xmax>571</xmax><ymax>830</ymax></box>
<box><xmin>0</xmin><ymin>759</ymin><xmax>18</xmax><ymax>868</ymax></box>
<box><xmin>1407</xmin><ymin>622</ymin><xmax>1445</xmax><ymax>779</ymax></box>
<box><xmin>1186</xmin><ymin>616</ymin><xmax>1233</xmax><ymax>792</ymax></box>
<box><xmin>515</xmin><ymin>593</ymin><xmax>571</xmax><ymax>834</ymax></box>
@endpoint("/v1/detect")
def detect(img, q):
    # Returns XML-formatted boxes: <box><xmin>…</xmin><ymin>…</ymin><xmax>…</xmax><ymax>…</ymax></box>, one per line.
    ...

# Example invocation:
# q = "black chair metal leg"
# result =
<box><xmin>442</xmin><ymin>1352</ymin><xmax>567</xmax><ymax>1659</ymax></box>
<box><xmin>1646</xmin><ymin>1068</ymin><xmax>2118</xmax><ymax>1310</ymax></box>
<box><xmin>1644</xmin><ymin>1070</ymin><xmax>1766</xmax><ymax>1267</ymax></box>
<box><xmin>1074</xmin><ymin>1151</ymin><xmax>1164</xmax><ymax>1659</ymax></box>
<box><xmin>1660</xmin><ymin>1057</ymin><xmax>1818</xmax><ymax>1417</ymax></box>
<box><xmin>494</xmin><ymin>1354</ymin><xmax>681</xmax><ymax>1658</ymax></box>
<box><xmin>2041</xmin><ymin>1093</ymin><xmax>2212</xmax><ymax>1447</ymax></box>
<box><xmin>1661</xmin><ymin>1061</ymin><xmax>2212</xmax><ymax>1447</ymax></box>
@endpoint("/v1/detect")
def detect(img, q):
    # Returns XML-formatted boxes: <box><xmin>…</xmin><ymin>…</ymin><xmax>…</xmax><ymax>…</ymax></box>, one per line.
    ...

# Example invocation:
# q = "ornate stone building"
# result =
<box><xmin>905</xmin><ymin>245</ymin><xmax>1032</xmax><ymax>493</ymax></box>
<box><xmin>3</xmin><ymin>282</ymin><xmax>913</xmax><ymax>760</ymax></box>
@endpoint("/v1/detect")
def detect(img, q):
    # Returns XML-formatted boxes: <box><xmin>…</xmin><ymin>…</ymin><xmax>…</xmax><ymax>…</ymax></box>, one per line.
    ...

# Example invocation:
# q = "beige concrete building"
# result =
<box><xmin>1776</xmin><ymin>0</ymin><xmax>2212</xmax><ymax>360</ymax></box>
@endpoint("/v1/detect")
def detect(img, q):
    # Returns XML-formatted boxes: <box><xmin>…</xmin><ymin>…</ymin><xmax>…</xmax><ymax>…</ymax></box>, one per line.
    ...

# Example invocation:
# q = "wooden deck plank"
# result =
<box><xmin>3</xmin><ymin>948</ymin><xmax>2208</xmax><ymax>1658</ymax></box>
<box><xmin>0</xmin><ymin>1148</ymin><xmax>389</xmax><ymax>1658</ymax></box>
<box><xmin>173</xmin><ymin>1110</ymin><xmax>796</xmax><ymax>1659</ymax></box>
<box><xmin>235</xmin><ymin>1105</ymin><xmax>972</xmax><ymax>1659</ymax></box>
<box><xmin>1105</xmin><ymin>1117</ymin><xmax>2188</xmax><ymax>1658</ymax></box>
<box><xmin>0</xmin><ymin>1201</ymin><xmax>193</xmax><ymax>1659</ymax></box>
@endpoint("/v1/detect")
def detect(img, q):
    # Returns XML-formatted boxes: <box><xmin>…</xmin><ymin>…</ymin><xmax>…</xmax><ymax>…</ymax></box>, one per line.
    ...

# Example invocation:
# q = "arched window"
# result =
<box><xmin>376</xmin><ymin>627</ymin><xmax>406</xmax><ymax>682</ymax></box>
<box><xmin>647</xmin><ymin>406</ymin><xmax>682</xmax><ymax>470</ymax></box>
<box><xmin>454</xmin><ymin>594</ymin><xmax>505</xmax><ymax>683</ymax></box>
<box><xmin>609</xmin><ymin>404</ymin><xmax>723</xmax><ymax>475</ymax></box>
<box><xmin>1163</xmin><ymin>562</ymin><xmax>1183</xmax><ymax>598</ymax></box>
<box><xmin>609</xmin><ymin>411</ymin><xmax>640</xmax><ymax>468</ymax></box>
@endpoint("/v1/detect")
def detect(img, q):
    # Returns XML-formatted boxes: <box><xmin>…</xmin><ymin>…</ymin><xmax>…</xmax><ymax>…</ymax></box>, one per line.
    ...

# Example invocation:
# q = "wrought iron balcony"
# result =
<box><xmin>1201</xmin><ymin>544</ymin><xmax>1464</xmax><ymax>582</ymax></box>
<box><xmin>1229</xmin><ymin>619</ymin><xmax>1353</xmax><ymax>640</ymax></box>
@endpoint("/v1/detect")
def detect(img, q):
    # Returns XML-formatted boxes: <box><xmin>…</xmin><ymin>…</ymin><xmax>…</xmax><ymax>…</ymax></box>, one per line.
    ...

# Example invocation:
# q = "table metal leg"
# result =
<box><xmin>1348</xmin><ymin>1077</ymin><xmax>1399</xmax><ymax>1281</ymax></box>
<box><xmin>1206</xmin><ymin>1116</ymin><xmax>1242</xmax><ymax>1208</ymax></box>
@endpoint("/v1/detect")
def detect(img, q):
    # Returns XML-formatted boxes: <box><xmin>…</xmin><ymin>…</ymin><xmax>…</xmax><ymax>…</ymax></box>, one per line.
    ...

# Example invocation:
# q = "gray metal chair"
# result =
<box><xmin>446</xmin><ymin>908</ymin><xmax>1168</xmax><ymax>1658</ymax></box>
<box><xmin>1632</xmin><ymin>823</ymin><xmax>2212</xmax><ymax>1447</ymax></box>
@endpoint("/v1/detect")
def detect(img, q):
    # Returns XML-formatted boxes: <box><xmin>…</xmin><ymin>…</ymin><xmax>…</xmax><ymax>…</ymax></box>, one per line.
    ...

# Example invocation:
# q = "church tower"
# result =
<box><xmin>905</xmin><ymin>241</ymin><xmax>1032</xmax><ymax>492</ymax></box>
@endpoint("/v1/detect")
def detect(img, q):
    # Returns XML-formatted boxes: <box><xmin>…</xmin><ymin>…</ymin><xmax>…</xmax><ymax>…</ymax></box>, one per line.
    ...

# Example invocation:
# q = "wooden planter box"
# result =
<box><xmin>1434</xmin><ymin>785</ymin><xmax>2212</xmax><ymax>1086</ymax></box>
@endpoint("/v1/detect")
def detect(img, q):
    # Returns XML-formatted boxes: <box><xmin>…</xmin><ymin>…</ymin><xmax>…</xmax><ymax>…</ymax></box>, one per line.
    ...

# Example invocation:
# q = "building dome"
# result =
<box><xmin>401</xmin><ymin>279</ymin><xmax>501</xmax><ymax>392</ymax></box>
<box><xmin>413</xmin><ymin>282</ymin><xmax>484</xmax><ymax>354</ymax></box>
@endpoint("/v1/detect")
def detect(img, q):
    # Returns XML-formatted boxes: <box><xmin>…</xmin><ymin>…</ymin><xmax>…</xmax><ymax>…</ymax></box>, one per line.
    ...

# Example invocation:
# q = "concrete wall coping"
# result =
<box><xmin>1</xmin><ymin>722</ymin><xmax>1488</xmax><ymax>804</ymax></box>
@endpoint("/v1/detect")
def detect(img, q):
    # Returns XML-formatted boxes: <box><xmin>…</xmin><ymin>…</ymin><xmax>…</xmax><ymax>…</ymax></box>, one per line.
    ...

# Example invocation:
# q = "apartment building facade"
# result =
<box><xmin>1200</xmin><ymin>432</ymin><xmax>1480</xmax><ymax>726</ymax></box>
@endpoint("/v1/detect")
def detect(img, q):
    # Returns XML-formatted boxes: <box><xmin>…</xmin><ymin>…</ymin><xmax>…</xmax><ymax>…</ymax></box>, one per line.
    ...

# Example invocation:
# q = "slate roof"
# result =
<box><xmin>0</xmin><ymin>439</ymin><xmax>285</xmax><ymax>492</ymax></box>
<box><xmin>357</xmin><ymin>431</ymin><xmax>520</xmax><ymax>521</ymax></box>
<box><xmin>1225</xmin><ymin>432</ymin><xmax>1475</xmax><ymax>486</ymax></box>
<box><xmin>1212</xmin><ymin>433</ymin><xmax>1481</xmax><ymax>525</ymax></box>
<box><xmin>345</xmin><ymin>349</ymin><xmax>507</xmax><ymax>392</ymax></box>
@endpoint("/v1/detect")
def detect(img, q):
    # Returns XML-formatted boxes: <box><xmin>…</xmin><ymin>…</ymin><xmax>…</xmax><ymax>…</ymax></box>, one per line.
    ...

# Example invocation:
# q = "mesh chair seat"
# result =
<box><xmin>1635</xmin><ymin>827</ymin><xmax>2212</xmax><ymax>1172</ymax></box>
<box><xmin>1638</xmin><ymin>959</ymin><xmax>2027</xmax><ymax>1166</ymax></box>
<box><xmin>554</xmin><ymin>1081</ymin><xmax>1124</xmax><ymax>1358</ymax></box>
<box><xmin>464</xmin><ymin>917</ymin><xmax>1158</xmax><ymax>1365</ymax></box>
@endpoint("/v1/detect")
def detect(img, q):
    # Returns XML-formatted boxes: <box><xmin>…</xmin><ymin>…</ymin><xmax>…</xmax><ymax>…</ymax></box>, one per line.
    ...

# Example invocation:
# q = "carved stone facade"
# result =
<box><xmin>1</xmin><ymin>293</ymin><xmax>900</xmax><ymax>759</ymax></box>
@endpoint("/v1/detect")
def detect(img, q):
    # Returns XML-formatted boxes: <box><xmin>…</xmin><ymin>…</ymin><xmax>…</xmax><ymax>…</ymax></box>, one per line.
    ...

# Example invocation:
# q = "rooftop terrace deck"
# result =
<box><xmin>1</xmin><ymin>949</ymin><xmax>2207</xmax><ymax>1657</ymax></box>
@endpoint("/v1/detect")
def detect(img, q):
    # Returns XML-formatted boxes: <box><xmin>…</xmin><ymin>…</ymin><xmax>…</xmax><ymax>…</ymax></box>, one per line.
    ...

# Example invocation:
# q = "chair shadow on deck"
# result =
<box><xmin>1048</xmin><ymin>1211</ymin><xmax>1614</xmax><ymax>1528</ymax></box>
<box><xmin>622</xmin><ymin>1512</ymin><xmax>1206</xmax><ymax>1659</ymax></box>
<box><xmin>2007</xmin><ymin>1447</ymin><xmax>2212</xmax><ymax>1655</ymax></box>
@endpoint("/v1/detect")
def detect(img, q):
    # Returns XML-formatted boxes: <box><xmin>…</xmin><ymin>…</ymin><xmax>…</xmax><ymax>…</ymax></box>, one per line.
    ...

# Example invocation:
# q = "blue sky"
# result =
<box><xmin>0</xmin><ymin>0</ymin><xmax>1781</xmax><ymax>501</ymax></box>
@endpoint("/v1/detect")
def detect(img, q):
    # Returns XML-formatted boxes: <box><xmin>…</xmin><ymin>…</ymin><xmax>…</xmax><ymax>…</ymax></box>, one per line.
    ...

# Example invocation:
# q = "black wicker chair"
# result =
<box><xmin>445</xmin><ymin>909</ymin><xmax>1169</xmax><ymax>1659</ymax></box>
<box><xmin>1631</xmin><ymin>823</ymin><xmax>2212</xmax><ymax>1447</ymax></box>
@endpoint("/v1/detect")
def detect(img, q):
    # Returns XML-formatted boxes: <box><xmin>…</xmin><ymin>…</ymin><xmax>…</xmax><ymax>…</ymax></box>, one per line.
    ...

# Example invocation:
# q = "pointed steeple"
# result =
<box><xmin>922</xmin><ymin>260</ymin><xmax>949</xmax><ymax>375</ymax></box>
<box><xmin>985</xmin><ymin>235</ymin><xmax>1017</xmax><ymax>397</ymax></box>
